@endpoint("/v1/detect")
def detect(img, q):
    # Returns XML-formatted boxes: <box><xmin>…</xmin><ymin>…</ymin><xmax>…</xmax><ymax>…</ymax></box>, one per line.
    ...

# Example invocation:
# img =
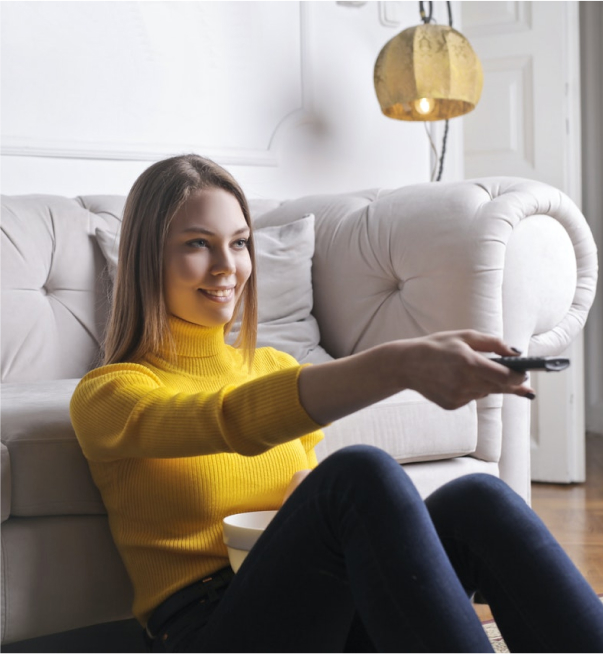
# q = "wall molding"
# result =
<box><xmin>378</xmin><ymin>1</ymin><xmax>403</xmax><ymax>28</ymax></box>
<box><xmin>465</xmin><ymin>54</ymin><xmax>535</xmax><ymax>172</ymax></box>
<box><xmin>0</xmin><ymin>139</ymin><xmax>279</xmax><ymax>166</ymax></box>
<box><xmin>463</xmin><ymin>1</ymin><xmax>532</xmax><ymax>37</ymax></box>
<box><xmin>267</xmin><ymin>2</ymin><xmax>316</xmax><ymax>153</ymax></box>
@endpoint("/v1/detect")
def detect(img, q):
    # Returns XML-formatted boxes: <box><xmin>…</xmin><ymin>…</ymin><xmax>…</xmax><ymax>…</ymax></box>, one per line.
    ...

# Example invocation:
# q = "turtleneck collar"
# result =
<box><xmin>162</xmin><ymin>316</ymin><xmax>227</xmax><ymax>358</ymax></box>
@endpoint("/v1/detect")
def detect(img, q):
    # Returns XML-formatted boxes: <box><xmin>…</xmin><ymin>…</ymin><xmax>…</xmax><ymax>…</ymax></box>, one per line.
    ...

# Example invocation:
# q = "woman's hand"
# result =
<box><xmin>282</xmin><ymin>469</ymin><xmax>312</xmax><ymax>505</ymax></box>
<box><xmin>397</xmin><ymin>330</ymin><xmax>534</xmax><ymax>410</ymax></box>
<box><xmin>298</xmin><ymin>329</ymin><xmax>535</xmax><ymax>425</ymax></box>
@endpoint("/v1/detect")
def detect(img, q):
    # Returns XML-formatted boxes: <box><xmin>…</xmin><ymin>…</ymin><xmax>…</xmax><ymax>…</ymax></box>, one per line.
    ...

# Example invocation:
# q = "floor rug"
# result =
<box><xmin>482</xmin><ymin>619</ymin><xmax>508</xmax><ymax>653</ymax></box>
<box><xmin>481</xmin><ymin>594</ymin><xmax>603</xmax><ymax>653</ymax></box>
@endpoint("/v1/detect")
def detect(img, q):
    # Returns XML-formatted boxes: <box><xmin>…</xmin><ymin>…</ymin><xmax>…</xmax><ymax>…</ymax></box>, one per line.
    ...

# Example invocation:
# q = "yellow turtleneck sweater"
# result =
<box><xmin>70</xmin><ymin>317</ymin><xmax>324</xmax><ymax>625</ymax></box>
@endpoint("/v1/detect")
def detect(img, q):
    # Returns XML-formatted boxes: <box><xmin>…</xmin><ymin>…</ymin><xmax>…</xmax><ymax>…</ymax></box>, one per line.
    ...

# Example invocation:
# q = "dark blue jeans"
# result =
<box><xmin>148</xmin><ymin>445</ymin><xmax>603</xmax><ymax>653</ymax></box>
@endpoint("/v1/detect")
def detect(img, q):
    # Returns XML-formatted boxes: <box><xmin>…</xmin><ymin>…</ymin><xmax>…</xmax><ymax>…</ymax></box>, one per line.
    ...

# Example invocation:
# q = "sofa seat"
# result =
<box><xmin>317</xmin><ymin>389</ymin><xmax>478</xmax><ymax>464</ymax></box>
<box><xmin>1</xmin><ymin>381</ymin><xmax>478</xmax><ymax>522</ymax></box>
<box><xmin>1</xmin><ymin>379</ymin><xmax>103</xmax><ymax>519</ymax></box>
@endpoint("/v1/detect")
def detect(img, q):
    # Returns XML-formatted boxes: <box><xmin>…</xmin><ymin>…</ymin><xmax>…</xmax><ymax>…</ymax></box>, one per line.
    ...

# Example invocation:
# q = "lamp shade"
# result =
<box><xmin>374</xmin><ymin>24</ymin><xmax>483</xmax><ymax>121</ymax></box>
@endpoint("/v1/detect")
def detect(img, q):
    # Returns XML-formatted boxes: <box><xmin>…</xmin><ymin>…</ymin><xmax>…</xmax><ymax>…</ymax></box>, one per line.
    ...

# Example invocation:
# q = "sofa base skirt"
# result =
<box><xmin>1</xmin><ymin>618</ymin><xmax>145</xmax><ymax>653</ymax></box>
<box><xmin>1</xmin><ymin>515</ymin><xmax>133</xmax><ymax>645</ymax></box>
<box><xmin>402</xmin><ymin>456</ymin><xmax>500</xmax><ymax>499</ymax></box>
<box><xmin>1</xmin><ymin>457</ymin><xmax>498</xmax><ymax>647</ymax></box>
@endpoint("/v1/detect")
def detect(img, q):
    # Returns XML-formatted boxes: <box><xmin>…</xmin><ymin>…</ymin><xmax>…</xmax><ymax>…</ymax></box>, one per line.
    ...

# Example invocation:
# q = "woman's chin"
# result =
<box><xmin>169</xmin><ymin>311</ymin><xmax>232</xmax><ymax>329</ymax></box>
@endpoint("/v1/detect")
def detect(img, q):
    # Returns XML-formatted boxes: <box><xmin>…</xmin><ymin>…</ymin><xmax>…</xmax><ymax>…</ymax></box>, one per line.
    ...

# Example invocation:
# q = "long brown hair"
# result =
<box><xmin>103</xmin><ymin>154</ymin><xmax>257</xmax><ymax>366</ymax></box>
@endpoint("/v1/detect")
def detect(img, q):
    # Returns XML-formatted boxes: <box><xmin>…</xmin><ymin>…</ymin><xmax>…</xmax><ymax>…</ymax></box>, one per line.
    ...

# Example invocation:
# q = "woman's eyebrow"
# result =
<box><xmin>181</xmin><ymin>226</ymin><xmax>250</xmax><ymax>236</ymax></box>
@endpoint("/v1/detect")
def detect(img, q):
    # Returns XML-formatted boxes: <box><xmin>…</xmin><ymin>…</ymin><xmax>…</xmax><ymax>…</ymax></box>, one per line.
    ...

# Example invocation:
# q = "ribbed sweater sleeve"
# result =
<box><xmin>70</xmin><ymin>362</ymin><xmax>323</xmax><ymax>462</ymax></box>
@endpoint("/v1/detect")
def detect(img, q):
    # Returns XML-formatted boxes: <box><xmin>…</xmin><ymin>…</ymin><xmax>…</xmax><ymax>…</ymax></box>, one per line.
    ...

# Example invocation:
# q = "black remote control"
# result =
<box><xmin>490</xmin><ymin>357</ymin><xmax>570</xmax><ymax>372</ymax></box>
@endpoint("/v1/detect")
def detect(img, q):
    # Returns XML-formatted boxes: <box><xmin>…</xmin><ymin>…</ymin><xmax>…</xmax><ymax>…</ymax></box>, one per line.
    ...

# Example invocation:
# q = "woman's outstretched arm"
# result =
<box><xmin>298</xmin><ymin>330</ymin><xmax>534</xmax><ymax>426</ymax></box>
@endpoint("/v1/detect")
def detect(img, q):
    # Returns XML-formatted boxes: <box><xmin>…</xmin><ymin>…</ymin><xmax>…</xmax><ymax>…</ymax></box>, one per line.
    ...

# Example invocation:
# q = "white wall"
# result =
<box><xmin>0</xmin><ymin>1</ymin><xmax>464</xmax><ymax>201</ymax></box>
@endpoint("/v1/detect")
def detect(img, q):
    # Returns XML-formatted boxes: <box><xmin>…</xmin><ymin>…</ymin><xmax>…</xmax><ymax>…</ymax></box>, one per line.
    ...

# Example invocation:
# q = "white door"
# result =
<box><xmin>460</xmin><ymin>1</ymin><xmax>585</xmax><ymax>482</ymax></box>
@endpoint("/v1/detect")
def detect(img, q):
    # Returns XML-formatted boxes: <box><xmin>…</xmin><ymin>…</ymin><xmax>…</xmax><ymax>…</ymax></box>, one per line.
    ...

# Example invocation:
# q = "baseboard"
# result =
<box><xmin>586</xmin><ymin>405</ymin><xmax>603</xmax><ymax>436</ymax></box>
<box><xmin>2</xmin><ymin>618</ymin><xmax>146</xmax><ymax>653</ymax></box>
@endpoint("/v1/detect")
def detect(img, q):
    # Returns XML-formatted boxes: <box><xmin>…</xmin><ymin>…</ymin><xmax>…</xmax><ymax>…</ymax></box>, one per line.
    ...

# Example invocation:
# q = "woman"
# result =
<box><xmin>70</xmin><ymin>154</ymin><xmax>603</xmax><ymax>653</ymax></box>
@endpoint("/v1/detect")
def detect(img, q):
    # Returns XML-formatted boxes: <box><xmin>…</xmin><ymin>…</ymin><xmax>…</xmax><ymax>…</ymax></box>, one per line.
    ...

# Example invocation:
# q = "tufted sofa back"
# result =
<box><xmin>3</xmin><ymin>180</ymin><xmax>595</xmax><ymax>384</ymax></box>
<box><xmin>0</xmin><ymin>194</ymin><xmax>289</xmax><ymax>383</ymax></box>
<box><xmin>1</xmin><ymin>195</ymin><xmax>124</xmax><ymax>382</ymax></box>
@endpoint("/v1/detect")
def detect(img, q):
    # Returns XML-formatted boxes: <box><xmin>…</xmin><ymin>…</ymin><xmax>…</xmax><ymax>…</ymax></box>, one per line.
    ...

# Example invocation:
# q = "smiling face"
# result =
<box><xmin>163</xmin><ymin>188</ymin><xmax>252</xmax><ymax>329</ymax></box>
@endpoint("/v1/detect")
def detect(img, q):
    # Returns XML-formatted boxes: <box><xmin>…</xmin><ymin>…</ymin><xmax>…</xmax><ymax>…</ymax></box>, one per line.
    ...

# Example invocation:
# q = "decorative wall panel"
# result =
<box><xmin>0</xmin><ymin>1</ymin><xmax>440</xmax><ymax>198</ymax></box>
<box><xmin>1</xmin><ymin>1</ymin><xmax>304</xmax><ymax>165</ymax></box>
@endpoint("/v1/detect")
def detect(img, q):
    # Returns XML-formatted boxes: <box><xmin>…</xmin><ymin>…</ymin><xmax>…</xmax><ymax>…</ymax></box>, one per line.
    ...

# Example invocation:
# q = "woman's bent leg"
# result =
<box><xmin>186</xmin><ymin>446</ymin><xmax>492</xmax><ymax>653</ymax></box>
<box><xmin>426</xmin><ymin>474</ymin><xmax>603</xmax><ymax>653</ymax></box>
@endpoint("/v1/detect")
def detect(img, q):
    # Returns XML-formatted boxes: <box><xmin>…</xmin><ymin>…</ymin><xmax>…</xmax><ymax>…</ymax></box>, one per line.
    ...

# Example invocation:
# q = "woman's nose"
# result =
<box><xmin>211</xmin><ymin>248</ymin><xmax>236</xmax><ymax>275</ymax></box>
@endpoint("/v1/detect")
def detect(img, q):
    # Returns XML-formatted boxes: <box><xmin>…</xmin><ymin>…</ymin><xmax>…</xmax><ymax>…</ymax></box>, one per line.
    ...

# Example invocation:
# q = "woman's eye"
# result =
<box><xmin>188</xmin><ymin>239</ymin><xmax>208</xmax><ymax>248</ymax></box>
<box><xmin>233</xmin><ymin>238</ymin><xmax>249</xmax><ymax>249</ymax></box>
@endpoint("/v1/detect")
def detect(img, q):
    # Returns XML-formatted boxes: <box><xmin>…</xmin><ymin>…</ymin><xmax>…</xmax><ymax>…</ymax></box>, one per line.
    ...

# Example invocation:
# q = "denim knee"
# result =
<box><xmin>430</xmin><ymin>472</ymin><xmax>510</xmax><ymax>503</ymax></box>
<box><xmin>426</xmin><ymin>473</ymin><xmax>528</xmax><ymax>530</ymax></box>
<box><xmin>318</xmin><ymin>445</ymin><xmax>419</xmax><ymax>501</ymax></box>
<box><xmin>321</xmin><ymin>445</ymin><xmax>400</xmax><ymax>480</ymax></box>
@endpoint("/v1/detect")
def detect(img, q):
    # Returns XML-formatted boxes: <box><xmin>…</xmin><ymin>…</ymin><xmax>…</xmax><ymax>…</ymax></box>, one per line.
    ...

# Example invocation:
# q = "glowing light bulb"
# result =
<box><xmin>415</xmin><ymin>97</ymin><xmax>434</xmax><ymax>115</ymax></box>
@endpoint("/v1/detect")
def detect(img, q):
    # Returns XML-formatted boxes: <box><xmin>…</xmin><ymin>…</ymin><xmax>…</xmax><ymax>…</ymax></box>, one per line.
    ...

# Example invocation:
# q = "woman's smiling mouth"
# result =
<box><xmin>198</xmin><ymin>287</ymin><xmax>235</xmax><ymax>303</ymax></box>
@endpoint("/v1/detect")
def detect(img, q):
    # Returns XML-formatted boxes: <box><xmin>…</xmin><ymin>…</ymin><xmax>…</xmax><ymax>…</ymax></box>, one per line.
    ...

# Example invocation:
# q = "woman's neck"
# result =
<box><xmin>162</xmin><ymin>316</ymin><xmax>227</xmax><ymax>358</ymax></box>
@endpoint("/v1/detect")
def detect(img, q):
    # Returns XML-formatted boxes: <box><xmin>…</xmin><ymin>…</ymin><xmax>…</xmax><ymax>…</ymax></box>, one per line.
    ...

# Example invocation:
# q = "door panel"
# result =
<box><xmin>461</xmin><ymin>1</ymin><xmax>585</xmax><ymax>482</ymax></box>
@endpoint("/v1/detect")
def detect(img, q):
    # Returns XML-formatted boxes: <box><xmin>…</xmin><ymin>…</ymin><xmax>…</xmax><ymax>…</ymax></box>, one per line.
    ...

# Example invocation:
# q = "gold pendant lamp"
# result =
<box><xmin>374</xmin><ymin>1</ymin><xmax>483</xmax><ymax>122</ymax></box>
<box><xmin>374</xmin><ymin>2</ymin><xmax>483</xmax><ymax>180</ymax></box>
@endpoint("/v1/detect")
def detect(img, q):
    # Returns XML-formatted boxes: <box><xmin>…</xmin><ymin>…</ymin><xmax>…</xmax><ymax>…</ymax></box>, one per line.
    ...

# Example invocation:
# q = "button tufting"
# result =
<box><xmin>41</xmin><ymin>286</ymin><xmax>49</xmax><ymax>296</ymax></box>
<box><xmin>397</xmin><ymin>280</ymin><xmax>405</xmax><ymax>291</ymax></box>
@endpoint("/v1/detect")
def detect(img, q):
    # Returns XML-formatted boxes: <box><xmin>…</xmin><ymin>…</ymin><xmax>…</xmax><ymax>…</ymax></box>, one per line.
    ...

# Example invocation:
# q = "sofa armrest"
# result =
<box><xmin>309</xmin><ymin>178</ymin><xmax>597</xmax><ymax>359</ymax></box>
<box><xmin>307</xmin><ymin>178</ymin><xmax>597</xmax><ymax>500</ymax></box>
<box><xmin>247</xmin><ymin>178</ymin><xmax>597</xmax><ymax>500</ymax></box>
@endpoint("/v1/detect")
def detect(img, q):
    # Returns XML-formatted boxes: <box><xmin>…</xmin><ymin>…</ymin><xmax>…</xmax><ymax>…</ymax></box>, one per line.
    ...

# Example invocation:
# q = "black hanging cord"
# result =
<box><xmin>418</xmin><ymin>1</ymin><xmax>432</xmax><ymax>24</ymax></box>
<box><xmin>437</xmin><ymin>1</ymin><xmax>452</xmax><ymax>180</ymax></box>
<box><xmin>436</xmin><ymin>120</ymin><xmax>449</xmax><ymax>182</ymax></box>
<box><xmin>419</xmin><ymin>1</ymin><xmax>451</xmax><ymax>25</ymax></box>
<box><xmin>418</xmin><ymin>1</ymin><xmax>453</xmax><ymax>181</ymax></box>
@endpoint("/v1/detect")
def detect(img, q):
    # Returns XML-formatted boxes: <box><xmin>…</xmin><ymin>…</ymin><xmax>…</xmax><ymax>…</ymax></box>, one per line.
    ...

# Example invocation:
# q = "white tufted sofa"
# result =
<box><xmin>0</xmin><ymin>178</ymin><xmax>598</xmax><ymax>649</ymax></box>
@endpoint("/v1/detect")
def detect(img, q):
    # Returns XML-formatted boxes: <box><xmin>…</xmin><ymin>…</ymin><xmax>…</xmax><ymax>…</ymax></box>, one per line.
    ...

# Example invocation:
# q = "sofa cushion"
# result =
<box><xmin>95</xmin><ymin>226</ymin><xmax>119</xmax><ymax>282</ymax></box>
<box><xmin>315</xmin><ymin>390</ymin><xmax>479</xmax><ymax>465</ymax></box>
<box><xmin>0</xmin><ymin>379</ymin><xmax>479</xmax><ymax>519</ymax></box>
<box><xmin>1</xmin><ymin>379</ymin><xmax>105</xmax><ymax>517</ymax></box>
<box><xmin>3</xmin><ymin>379</ymin><xmax>481</xmax><ymax>521</ymax></box>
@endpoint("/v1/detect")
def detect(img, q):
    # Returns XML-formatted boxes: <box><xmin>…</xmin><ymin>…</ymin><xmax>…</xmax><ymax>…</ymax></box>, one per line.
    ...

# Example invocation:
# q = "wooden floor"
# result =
<box><xmin>474</xmin><ymin>432</ymin><xmax>603</xmax><ymax>622</ymax></box>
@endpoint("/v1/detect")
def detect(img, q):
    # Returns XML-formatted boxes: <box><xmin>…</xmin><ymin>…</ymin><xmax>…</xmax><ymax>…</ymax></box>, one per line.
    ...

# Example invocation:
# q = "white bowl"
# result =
<box><xmin>223</xmin><ymin>510</ymin><xmax>278</xmax><ymax>572</ymax></box>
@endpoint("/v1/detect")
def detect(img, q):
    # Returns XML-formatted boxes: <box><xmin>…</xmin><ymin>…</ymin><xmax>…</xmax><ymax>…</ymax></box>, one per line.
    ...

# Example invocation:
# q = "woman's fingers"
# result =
<box><xmin>412</xmin><ymin>330</ymin><xmax>536</xmax><ymax>409</ymax></box>
<box><xmin>458</xmin><ymin>329</ymin><xmax>522</xmax><ymax>357</ymax></box>
<box><xmin>475</xmin><ymin>354</ymin><xmax>533</xmax><ymax>394</ymax></box>
<box><xmin>454</xmin><ymin>330</ymin><xmax>532</xmax><ymax>389</ymax></box>
<box><xmin>480</xmin><ymin>356</ymin><xmax>526</xmax><ymax>386</ymax></box>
